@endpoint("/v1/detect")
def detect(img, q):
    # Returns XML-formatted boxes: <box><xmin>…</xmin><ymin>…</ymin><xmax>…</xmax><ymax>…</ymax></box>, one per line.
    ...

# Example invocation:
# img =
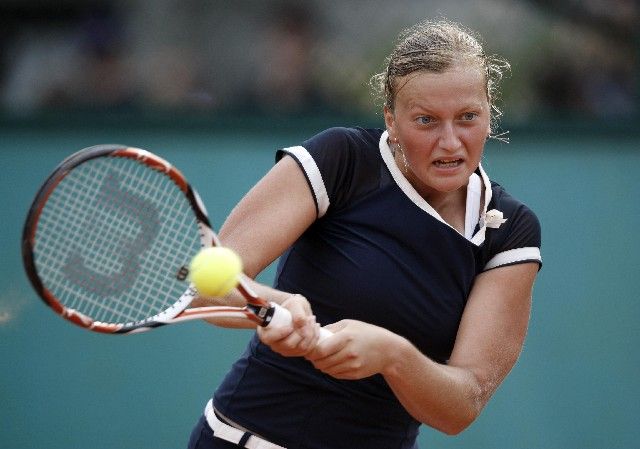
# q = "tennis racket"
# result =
<box><xmin>22</xmin><ymin>144</ymin><xmax>325</xmax><ymax>336</ymax></box>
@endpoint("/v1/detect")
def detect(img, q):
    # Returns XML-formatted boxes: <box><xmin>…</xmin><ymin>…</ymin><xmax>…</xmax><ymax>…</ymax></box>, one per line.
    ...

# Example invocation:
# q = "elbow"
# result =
<box><xmin>435</xmin><ymin>411</ymin><xmax>478</xmax><ymax>436</ymax></box>
<box><xmin>437</xmin><ymin>371</ymin><xmax>495</xmax><ymax>435</ymax></box>
<box><xmin>439</xmin><ymin>420</ymin><xmax>474</xmax><ymax>436</ymax></box>
<box><xmin>432</xmin><ymin>395</ymin><xmax>484</xmax><ymax>436</ymax></box>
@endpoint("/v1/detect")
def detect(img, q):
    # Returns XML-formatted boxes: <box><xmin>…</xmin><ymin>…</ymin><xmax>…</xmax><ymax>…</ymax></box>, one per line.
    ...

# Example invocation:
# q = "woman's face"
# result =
<box><xmin>384</xmin><ymin>65</ymin><xmax>491</xmax><ymax>201</ymax></box>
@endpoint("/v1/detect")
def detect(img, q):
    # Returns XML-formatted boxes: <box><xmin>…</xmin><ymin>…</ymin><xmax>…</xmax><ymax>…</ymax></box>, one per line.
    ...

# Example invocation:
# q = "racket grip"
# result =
<box><xmin>267</xmin><ymin>302</ymin><xmax>293</xmax><ymax>328</ymax></box>
<box><xmin>268</xmin><ymin>302</ymin><xmax>333</xmax><ymax>342</ymax></box>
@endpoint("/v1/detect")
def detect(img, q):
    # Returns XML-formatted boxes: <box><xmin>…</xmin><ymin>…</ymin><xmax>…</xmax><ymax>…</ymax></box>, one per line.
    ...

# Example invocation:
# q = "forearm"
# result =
<box><xmin>191</xmin><ymin>275</ymin><xmax>298</xmax><ymax>329</ymax></box>
<box><xmin>308</xmin><ymin>321</ymin><xmax>489</xmax><ymax>434</ymax></box>
<box><xmin>382</xmin><ymin>336</ymin><xmax>485</xmax><ymax>435</ymax></box>
<box><xmin>382</xmin><ymin>266</ymin><xmax>537</xmax><ymax>434</ymax></box>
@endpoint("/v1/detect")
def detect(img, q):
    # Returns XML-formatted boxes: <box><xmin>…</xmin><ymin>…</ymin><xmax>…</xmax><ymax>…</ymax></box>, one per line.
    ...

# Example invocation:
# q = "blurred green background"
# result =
<box><xmin>1</xmin><ymin>0</ymin><xmax>639</xmax><ymax>448</ymax></box>
<box><xmin>1</xmin><ymin>117</ymin><xmax>638</xmax><ymax>449</ymax></box>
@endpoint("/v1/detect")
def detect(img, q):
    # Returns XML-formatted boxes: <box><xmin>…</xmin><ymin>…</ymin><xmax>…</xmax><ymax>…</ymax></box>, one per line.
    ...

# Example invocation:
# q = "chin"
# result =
<box><xmin>432</xmin><ymin>175</ymin><xmax>470</xmax><ymax>193</ymax></box>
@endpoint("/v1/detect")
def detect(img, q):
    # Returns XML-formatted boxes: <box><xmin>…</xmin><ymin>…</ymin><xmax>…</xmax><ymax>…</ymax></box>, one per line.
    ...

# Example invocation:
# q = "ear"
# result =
<box><xmin>383</xmin><ymin>105</ymin><xmax>396</xmax><ymax>139</ymax></box>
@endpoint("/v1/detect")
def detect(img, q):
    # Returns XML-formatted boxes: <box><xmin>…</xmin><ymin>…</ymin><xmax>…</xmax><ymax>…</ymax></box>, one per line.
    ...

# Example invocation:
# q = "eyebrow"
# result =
<box><xmin>406</xmin><ymin>100</ymin><xmax>486</xmax><ymax>113</ymax></box>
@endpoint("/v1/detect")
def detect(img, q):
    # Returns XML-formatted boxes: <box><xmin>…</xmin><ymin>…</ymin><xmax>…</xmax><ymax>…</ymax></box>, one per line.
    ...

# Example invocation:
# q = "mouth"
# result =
<box><xmin>433</xmin><ymin>158</ymin><xmax>464</xmax><ymax>169</ymax></box>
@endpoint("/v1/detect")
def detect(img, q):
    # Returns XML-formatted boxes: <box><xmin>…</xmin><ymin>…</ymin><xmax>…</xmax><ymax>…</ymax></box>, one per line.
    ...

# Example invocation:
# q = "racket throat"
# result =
<box><xmin>247</xmin><ymin>303</ymin><xmax>276</xmax><ymax>327</ymax></box>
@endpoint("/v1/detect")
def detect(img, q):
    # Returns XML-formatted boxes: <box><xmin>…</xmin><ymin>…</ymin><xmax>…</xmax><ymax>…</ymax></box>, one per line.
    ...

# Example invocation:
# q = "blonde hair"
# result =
<box><xmin>371</xmin><ymin>19</ymin><xmax>510</xmax><ymax>136</ymax></box>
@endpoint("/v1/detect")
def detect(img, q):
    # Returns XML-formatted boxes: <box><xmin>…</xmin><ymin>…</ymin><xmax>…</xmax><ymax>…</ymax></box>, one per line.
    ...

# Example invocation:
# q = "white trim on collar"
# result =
<box><xmin>465</xmin><ymin>173</ymin><xmax>482</xmax><ymax>240</ymax></box>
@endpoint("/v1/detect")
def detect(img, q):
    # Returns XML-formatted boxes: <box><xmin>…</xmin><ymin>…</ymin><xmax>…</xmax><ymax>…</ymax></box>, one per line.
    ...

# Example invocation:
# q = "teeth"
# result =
<box><xmin>435</xmin><ymin>159</ymin><xmax>461</xmax><ymax>167</ymax></box>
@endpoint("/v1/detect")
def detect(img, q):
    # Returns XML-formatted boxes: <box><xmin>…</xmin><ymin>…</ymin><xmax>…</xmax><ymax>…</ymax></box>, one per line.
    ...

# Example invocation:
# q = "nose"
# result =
<box><xmin>438</xmin><ymin>122</ymin><xmax>461</xmax><ymax>151</ymax></box>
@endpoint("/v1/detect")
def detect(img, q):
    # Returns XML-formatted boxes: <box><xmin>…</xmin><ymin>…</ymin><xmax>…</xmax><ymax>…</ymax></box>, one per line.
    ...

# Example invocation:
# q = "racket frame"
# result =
<box><xmin>22</xmin><ymin>145</ymin><xmax>278</xmax><ymax>334</ymax></box>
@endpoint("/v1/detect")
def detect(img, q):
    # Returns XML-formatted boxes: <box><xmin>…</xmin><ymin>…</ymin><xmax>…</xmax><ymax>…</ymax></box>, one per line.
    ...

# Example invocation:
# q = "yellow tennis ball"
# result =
<box><xmin>189</xmin><ymin>247</ymin><xmax>242</xmax><ymax>297</ymax></box>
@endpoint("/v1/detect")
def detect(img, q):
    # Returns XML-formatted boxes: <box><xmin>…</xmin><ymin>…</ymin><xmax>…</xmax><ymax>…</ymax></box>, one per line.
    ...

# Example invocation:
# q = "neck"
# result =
<box><xmin>408</xmin><ymin>172</ymin><xmax>468</xmax><ymax>233</ymax></box>
<box><xmin>427</xmin><ymin>187</ymin><xmax>466</xmax><ymax>214</ymax></box>
<box><xmin>430</xmin><ymin>188</ymin><xmax>468</xmax><ymax>234</ymax></box>
<box><xmin>389</xmin><ymin>140</ymin><xmax>468</xmax><ymax>232</ymax></box>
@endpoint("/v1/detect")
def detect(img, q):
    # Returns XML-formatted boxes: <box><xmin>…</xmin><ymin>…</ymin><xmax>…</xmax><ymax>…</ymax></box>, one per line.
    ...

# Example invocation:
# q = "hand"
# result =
<box><xmin>257</xmin><ymin>294</ymin><xmax>322</xmax><ymax>357</ymax></box>
<box><xmin>305</xmin><ymin>319</ymin><xmax>401</xmax><ymax>380</ymax></box>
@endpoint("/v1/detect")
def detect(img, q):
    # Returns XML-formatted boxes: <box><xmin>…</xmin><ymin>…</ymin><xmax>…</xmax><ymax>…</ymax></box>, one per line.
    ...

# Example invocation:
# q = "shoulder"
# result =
<box><xmin>275</xmin><ymin>127</ymin><xmax>385</xmax><ymax>217</ymax></box>
<box><xmin>480</xmin><ymin>182</ymin><xmax>542</xmax><ymax>271</ymax></box>
<box><xmin>306</xmin><ymin>126</ymin><xmax>383</xmax><ymax>147</ymax></box>
<box><xmin>489</xmin><ymin>182</ymin><xmax>541</xmax><ymax>244</ymax></box>
<box><xmin>277</xmin><ymin>127</ymin><xmax>383</xmax><ymax>161</ymax></box>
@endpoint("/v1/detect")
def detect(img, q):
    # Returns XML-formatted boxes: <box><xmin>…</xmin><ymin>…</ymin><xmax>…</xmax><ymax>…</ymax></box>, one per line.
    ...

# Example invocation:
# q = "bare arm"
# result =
<box><xmin>192</xmin><ymin>156</ymin><xmax>320</xmax><ymax>349</ymax></box>
<box><xmin>217</xmin><ymin>155</ymin><xmax>317</xmax><ymax>279</ymax></box>
<box><xmin>307</xmin><ymin>262</ymin><xmax>539</xmax><ymax>434</ymax></box>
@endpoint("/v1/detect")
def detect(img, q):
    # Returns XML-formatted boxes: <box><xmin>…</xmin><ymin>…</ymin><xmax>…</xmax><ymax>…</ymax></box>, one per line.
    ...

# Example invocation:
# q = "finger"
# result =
<box><xmin>295</xmin><ymin>315</ymin><xmax>318</xmax><ymax>340</ymax></box>
<box><xmin>279</xmin><ymin>317</ymin><xmax>319</xmax><ymax>354</ymax></box>
<box><xmin>305</xmin><ymin>335</ymin><xmax>347</xmax><ymax>362</ymax></box>
<box><xmin>282</xmin><ymin>294</ymin><xmax>313</xmax><ymax>317</ymax></box>
<box><xmin>257</xmin><ymin>322</ymin><xmax>294</xmax><ymax>345</ymax></box>
<box><xmin>261</xmin><ymin>322</ymin><xmax>321</xmax><ymax>357</ymax></box>
<box><xmin>312</xmin><ymin>353</ymin><xmax>366</xmax><ymax>379</ymax></box>
<box><xmin>322</xmin><ymin>368</ymin><xmax>362</xmax><ymax>380</ymax></box>
<box><xmin>322</xmin><ymin>320</ymin><xmax>350</xmax><ymax>333</ymax></box>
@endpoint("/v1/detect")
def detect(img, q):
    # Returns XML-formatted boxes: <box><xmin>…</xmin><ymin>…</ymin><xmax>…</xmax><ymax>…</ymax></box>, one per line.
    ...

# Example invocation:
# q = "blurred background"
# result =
<box><xmin>0</xmin><ymin>0</ymin><xmax>638</xmax><ymax>120</ymax></box>
<box><xmin>1</xmin><ymin>0</ymin><xmax>638</xmax><ymax>448</ymax></box>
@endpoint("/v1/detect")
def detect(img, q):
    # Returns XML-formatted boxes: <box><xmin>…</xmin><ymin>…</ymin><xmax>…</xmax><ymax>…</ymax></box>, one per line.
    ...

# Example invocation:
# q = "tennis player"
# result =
<box><xmin>188</xmin><ymin>19</ymin><xmax>542</xmax><ymax>449</ymax></box>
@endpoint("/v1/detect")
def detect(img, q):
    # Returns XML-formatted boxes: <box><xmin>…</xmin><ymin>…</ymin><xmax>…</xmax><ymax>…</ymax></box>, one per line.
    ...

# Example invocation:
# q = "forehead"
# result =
<box><xmin>394</xmin><ymin>65</ymin><xmax>488</xmax><ymax>108</ymax></box>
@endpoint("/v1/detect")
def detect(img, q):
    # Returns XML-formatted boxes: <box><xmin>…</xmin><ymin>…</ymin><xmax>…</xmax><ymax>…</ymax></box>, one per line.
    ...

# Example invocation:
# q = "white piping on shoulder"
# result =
<box><xmin>281</xmin><ymin>145</ymin><xmax>329</xmax><ymax>218</ymax></box>
<box><xmin>484</xmin><ymin>247</ymin><xmax>542</xmax><ymax>270</ymax></box>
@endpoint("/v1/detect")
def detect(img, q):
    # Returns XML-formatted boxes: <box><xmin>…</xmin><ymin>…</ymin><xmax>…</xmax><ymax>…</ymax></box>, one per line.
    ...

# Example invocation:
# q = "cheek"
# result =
<box><xmin>402</xmin><ymin>129</ymin><xmax>437</xmax><ymax>151</ymax></box>
<box><xmin>462</xmin><ymin>128</ymin><xmax>488</xmax><ymax>154</ymax></box>
<box><xmin>467</xmin><ymin>133</ymin><xmax>486</xmax><ymax>148</ymax></box>
<box><xmin>399</xmin><ymin>125</ymin><xmax>488</xmax><ymax>161</ymax></box>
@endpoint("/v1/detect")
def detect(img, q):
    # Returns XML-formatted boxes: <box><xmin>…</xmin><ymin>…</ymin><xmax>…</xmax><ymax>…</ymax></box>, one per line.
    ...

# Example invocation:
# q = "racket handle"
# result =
<box><xmin>269</xmin><ymin>302</ymin><xmax>332</xmax><ymax>342</ymax></box>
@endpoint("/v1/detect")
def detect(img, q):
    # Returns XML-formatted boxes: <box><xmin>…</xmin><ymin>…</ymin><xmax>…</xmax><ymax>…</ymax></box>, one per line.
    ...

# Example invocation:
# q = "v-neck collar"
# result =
<box><xmin>378</xmin><ymin>130</ymin><xmax>493</xmax><ymax>245</ymax></box>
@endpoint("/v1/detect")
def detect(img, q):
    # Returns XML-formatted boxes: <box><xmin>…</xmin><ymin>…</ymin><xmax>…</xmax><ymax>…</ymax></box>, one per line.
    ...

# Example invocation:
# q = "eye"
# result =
<box><xmin>461</xmin><ymin>112</ymin><xmax>478</xmax><ymax>121</ymax></box>
<box><xmin>416</xmin><ymin>116</ymin><xmax>434</xmax><ymax>125</ymax></box>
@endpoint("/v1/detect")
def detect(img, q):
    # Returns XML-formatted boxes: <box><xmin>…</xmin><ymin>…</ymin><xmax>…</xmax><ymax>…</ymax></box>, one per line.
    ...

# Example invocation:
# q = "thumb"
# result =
<box><xmin>322</xmin><ymin>319</ymin><xmax>350</xmax><ymax>333</ymax></box>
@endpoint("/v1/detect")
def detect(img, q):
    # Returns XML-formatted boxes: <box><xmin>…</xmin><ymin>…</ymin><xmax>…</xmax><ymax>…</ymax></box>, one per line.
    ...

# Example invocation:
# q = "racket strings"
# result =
<box><xmin>34</xmin><ymin>156</ymin><xmax>202</xmax><ymax>324</ymax></box>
